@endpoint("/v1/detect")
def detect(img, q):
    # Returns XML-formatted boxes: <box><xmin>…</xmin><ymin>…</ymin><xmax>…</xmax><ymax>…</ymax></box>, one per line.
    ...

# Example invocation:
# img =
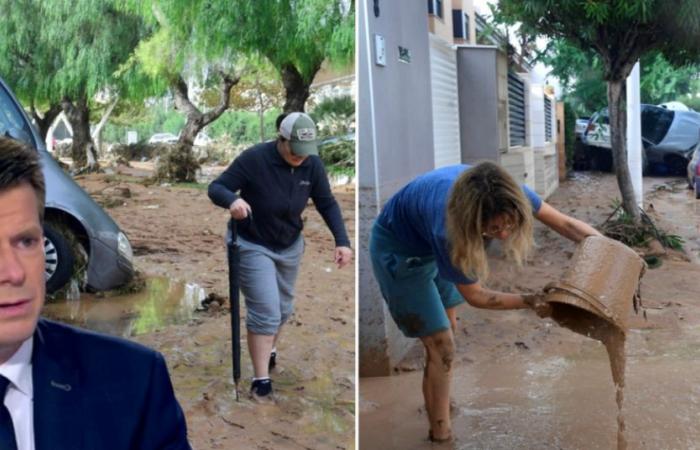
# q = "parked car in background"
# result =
<box><xmin>1</xmin><ymin>77</ymin><xmax>134</xmax><ymax>293</ymax></box>
<box><xmin>148</xmin><ymin>132</ymin><xmax>179</xmax><ymax>144</ymax></box>
<box><xmin>574</xmin><ymin>117</ymin><xmax>590</xmax><ymax>140</ymax></box>
<box><xmin>687</xmin><ymin>141</ymin><xmax>700</xmax><ymax>199</ymax></box>
<box><xmin>582</xmin><ymin>104</ymin><xmax>700</xmax><ymax>174</ymax></box>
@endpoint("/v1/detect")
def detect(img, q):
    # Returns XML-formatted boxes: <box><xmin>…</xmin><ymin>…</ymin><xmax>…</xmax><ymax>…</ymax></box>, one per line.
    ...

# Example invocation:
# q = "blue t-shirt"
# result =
<box><xmin>376</xmin><ymin>164</ymin><xmax>542</xmax><ymax>284</ymax></box>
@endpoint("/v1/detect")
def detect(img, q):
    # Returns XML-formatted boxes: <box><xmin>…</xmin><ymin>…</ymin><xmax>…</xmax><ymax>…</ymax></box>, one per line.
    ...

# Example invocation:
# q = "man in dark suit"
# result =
<box><xmin>0</xmin><ymin>137</ymin><xmax>192</xmax><ymax>449</ymax></box>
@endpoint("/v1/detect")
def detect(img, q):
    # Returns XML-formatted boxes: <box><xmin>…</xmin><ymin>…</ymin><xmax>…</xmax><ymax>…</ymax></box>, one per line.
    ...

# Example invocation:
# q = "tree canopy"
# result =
<box><xmin>499</xmin><ymin>0</ymin><xmax>700</xmax><ymax>220</ymax></box>
<box><xmin>130</xmin><ymin>0</ymin><xmax>354</xmax><ymax>112</ymax></box>
<box><xmin>543</xmin><ymin>40</ymin><xmax>700</xmax><ymax>117</ymax></box>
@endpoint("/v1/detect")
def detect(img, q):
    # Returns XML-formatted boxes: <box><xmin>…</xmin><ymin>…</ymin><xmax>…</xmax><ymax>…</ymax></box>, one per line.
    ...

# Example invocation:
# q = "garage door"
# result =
<box><xmin>430</xmin><ymin>35</ymin><xmax>461</xmax><ymax>168</ymax></box>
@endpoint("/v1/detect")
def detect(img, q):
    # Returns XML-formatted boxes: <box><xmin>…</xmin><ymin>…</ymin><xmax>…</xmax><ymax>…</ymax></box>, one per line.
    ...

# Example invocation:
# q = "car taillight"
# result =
<box><xmin>587</xmin><ymin>123</ymin><xmax>596</xmax><ymax>132</ymax></box>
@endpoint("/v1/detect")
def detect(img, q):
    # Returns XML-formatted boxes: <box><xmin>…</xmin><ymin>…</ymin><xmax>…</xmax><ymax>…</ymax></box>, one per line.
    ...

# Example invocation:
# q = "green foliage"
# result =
<box><xmin>310</xmin><ymin>96</ymin><xmax>355</xmax><ymax>120</ymax></box>
<box><xmin>309</xmin><ymin>96</ymin><xmax>355</xmax><ymax>138</ymax></box>
<box><xmin>600</xmin><ymin>202</ymin><xmax>685</xmax><ymax>250</ymax></box>
<box><xmin>207</xmin><ymin>109</ymin><xmax>282</xmax><ymax>144</ymax></box>
<box><xmin>129</xmin><ymin>0</ymin><xmax>354</xmax><ymax>102</ymax></box>
<box><xmin>544</xmin><ymin>39</ymin><xmax>699</xmax><ymax>116</ymax></box>
<box><xmin>103</xmin><ymin>104</ymin><xmax>183</xmax><ymax>143</ymax></box>
<box><xmin>563</xmin><ymin>101</ymin><xmax>577</xmax><ymax>171</ymax></box>
<box><xmin>0</xmin><ymin>0</ymin><xmax>147</xmax><ymax>105</ymax></box>
<box><xmin>103</xmin><ymin>103</ymin><xmax>281</xmax><ymax>147</ymax></box>
<box><xmin>319</xmin><ymin>140</ymin><xmax>354</xmax><ymax>169</ymax></box>
<box><xmin>499</xmin><ymin>1</ymin><xmax>700</xmax><ymax>81</ymax></box>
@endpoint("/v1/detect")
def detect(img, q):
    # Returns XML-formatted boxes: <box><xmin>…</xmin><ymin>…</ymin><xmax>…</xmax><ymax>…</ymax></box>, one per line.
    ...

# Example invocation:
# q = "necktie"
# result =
<box><xmin>0</xmin><ymin>375</ymin><xmax>18</xmax><ymax>450</ymax></box>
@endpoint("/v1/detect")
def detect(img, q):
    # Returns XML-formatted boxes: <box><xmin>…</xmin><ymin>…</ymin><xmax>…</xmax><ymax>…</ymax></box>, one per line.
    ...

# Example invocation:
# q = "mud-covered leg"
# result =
<box><xmin>419</xmin><ymin>329</ymin><xmax>455</xmax><ymax>442</ymax></box>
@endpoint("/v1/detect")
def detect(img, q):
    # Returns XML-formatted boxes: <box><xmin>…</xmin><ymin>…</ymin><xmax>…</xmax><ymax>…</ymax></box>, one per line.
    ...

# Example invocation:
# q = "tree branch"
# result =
<box><xmin>201</xmin><ymin>71</ymin><xmax>241</xmax><ymax>126</ymax></box>
<box><xmin>171</xmin><ymin>76</ymin><xmax>201</xmax><ymax>117</ymax></box>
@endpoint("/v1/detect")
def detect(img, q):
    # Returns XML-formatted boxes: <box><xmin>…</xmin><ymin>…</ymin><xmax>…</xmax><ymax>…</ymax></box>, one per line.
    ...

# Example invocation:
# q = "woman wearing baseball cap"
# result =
<box><xmin>208</xmin><ymin>112</ymin><xmax>353</xmax><ymax>401</ymax></box>
<box><xmin>369</xmin><ymin>161</ymin><xmax>600</xmax><ymax>442</ymax></box>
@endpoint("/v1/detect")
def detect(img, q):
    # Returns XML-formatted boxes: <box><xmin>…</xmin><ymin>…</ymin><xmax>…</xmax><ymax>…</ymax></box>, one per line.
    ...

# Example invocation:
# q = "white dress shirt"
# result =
<box><xmin>0</xmin><ymin>337</ymin><xmax>35</xmax><ymax>450</ymax></box>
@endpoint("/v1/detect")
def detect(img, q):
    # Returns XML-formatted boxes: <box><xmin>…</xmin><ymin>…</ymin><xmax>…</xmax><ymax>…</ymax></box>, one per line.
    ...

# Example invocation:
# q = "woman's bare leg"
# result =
<box><xmin>419</xmin><ymin>328</ymin><xmax>455</xmax><ymax>441</ymax></box>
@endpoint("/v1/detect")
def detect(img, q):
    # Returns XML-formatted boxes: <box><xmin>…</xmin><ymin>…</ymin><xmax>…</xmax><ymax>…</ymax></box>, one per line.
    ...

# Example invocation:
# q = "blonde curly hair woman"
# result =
<box><xmin>369</xmin><ymin>161</ymin><xmax>600</xmax><ymax>442</ymax></box>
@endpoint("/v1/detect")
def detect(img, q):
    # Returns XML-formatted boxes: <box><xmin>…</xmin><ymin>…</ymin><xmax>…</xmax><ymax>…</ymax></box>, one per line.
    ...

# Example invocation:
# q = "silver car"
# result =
<box><xmin>583</xmin><ymin>104</ymin><xmax>700</xmax><ymax>174</ymax></box>
<box><xmin>0</xmin><ymin>77</ymin><xmax>134</xmax><ymax>293</ymax></box>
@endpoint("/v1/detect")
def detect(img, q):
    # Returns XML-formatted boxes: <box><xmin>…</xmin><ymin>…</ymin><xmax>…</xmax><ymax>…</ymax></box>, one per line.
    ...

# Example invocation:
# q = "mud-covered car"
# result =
<box><xmin>0</xmin><ymin>77</ymin><xmax>134</xmax><ymax>293</ymax></box>
<box><xmin>583</xmin><ymin>104</ymin><xmax>700</xmax><ymax>174</ymax></box>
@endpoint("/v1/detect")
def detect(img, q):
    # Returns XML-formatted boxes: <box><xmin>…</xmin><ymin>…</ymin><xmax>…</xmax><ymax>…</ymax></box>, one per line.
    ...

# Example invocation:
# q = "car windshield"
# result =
<box><xmin>641</xmin><ymin>106</ymin><xmax>674</xmax><ymax>145</ymax></box>
<box><xmin>0</xmin><ymin>83</ymin><xmax>35</xmax><ymax>147</ymax></box>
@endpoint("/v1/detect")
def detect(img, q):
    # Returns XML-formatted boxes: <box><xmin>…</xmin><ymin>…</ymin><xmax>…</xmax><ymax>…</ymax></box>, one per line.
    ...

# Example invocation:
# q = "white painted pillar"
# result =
<box><xmin>626</xmin><ymin>61</ymin><xmax>643</xmax><ymax>207</ymax></box>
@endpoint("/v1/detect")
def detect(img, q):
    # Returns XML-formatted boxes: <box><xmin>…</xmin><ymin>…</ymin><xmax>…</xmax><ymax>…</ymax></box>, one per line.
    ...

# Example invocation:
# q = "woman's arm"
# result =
<box><xmin>207</xmin><ymin>152</ymin><xmax>250</xmax><ymax>210</ymax></box>
<box><xmin>535</xmin><ymin>202</ymin><xmax>602</xmax><ymax>243</ymax></box>
<box><xmin>456</xmin><ymin>282</ymin><xmax>551</xmax><ymax>317</ymax></box>
<box><xmin>456</xmin><ymin>282</ymin><xmax>528</xmax><ymax>310</ymax></box>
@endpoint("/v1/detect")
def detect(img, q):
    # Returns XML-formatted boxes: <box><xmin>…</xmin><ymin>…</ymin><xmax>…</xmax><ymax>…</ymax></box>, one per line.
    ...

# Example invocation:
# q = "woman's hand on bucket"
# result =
<box><xmin>522</xmin><ymin>292</ymin><xmax>553</xmax><ymax>318</ymax></box>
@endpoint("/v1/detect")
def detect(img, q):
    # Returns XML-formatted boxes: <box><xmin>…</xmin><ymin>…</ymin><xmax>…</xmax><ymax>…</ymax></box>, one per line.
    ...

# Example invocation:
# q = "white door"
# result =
<box><xmin>430</xmin><ymin>35</ymin><xmax>461</xmax><ymax>168</ymax></box>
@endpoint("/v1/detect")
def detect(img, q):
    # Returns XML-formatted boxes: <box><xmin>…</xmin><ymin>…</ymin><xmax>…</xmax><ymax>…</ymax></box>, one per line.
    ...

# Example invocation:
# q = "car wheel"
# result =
<box><xmin>44</xmin><ymin>223</ymin><xmax>76</xmax><ymax>293</ymax></box>
<box><xmin>666</xmin><ymin>156</ymin><xmax>688</xmax><ymax>177</ymax></box>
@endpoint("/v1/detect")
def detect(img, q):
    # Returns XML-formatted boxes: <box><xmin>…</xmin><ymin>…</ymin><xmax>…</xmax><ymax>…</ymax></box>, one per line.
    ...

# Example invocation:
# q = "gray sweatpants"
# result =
<box><xmin>237</xmin><ymin>235</ymin><xmax>304</xmax><ymax>335</ymax></box>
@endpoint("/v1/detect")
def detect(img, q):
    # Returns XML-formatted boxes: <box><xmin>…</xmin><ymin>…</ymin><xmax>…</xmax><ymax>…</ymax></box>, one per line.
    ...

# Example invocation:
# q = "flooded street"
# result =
<box><xmin>43</xmin><ymin>277</ymin><xmax>204</xmax><ymax>337</ymax></box>
<box><xmin>361</xmin><ymin>326</ymin><xmax>700</xmax><ymax>449</ymax></box>
<box><xmin>65</xmin><ymin>168</ymin><xmax>356</xmax><ymax>450</ymax></box>
<box><xmin>360</xmin><ymin>172</ymin><xmax>700</xmax><ymax>449</ymax></box>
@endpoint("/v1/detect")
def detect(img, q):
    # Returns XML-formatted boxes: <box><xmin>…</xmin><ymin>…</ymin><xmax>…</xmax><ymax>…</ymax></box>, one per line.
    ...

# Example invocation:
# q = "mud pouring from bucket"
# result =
<box><xmin>542</xmin><ymin>235</ymin><xmax>646</xmax><ymax>450</ymax></box>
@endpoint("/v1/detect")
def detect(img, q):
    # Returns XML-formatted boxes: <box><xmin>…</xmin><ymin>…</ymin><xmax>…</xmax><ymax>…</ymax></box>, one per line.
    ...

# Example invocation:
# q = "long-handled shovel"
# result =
<box><xmin>226</xmin><ymin>220</ymin><xmax>241</xmax><ymax>401</ymax></box>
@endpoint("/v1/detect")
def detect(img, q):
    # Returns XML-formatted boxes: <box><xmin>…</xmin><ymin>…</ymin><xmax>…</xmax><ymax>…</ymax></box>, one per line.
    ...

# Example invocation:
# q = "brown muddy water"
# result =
<box><xmin>42</xmin><ymin>277</ymin><xmax>204</xmax><ymax>337</ymax></box>
<box><xmin>544</xmin><ymin>235</ymin><xmax>645</xmax><ymax>449</ymax></box>
<box><xmin>360</xmin><ymin>322</ymin><xmax>700</xmax><ymax>449</ymax></box>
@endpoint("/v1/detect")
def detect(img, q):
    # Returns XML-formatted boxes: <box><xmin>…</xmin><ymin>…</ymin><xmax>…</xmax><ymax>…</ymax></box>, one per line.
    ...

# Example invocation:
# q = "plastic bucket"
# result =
<box><xmin>544</xmin><ymin>236</ymin><xmax>646</xmax><ymax>330</ymax></box>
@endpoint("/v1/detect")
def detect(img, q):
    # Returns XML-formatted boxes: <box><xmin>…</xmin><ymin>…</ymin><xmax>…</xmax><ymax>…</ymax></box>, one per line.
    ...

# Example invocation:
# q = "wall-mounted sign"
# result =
<box><xmin>398</xmin><ymin>46</ymin><xmax>411</xmax><ymax>64</ymax></box>
<box><xmin>374</xmin><ymin>34</ymin><xmax>386</xmax><ymax>66</ymax></box>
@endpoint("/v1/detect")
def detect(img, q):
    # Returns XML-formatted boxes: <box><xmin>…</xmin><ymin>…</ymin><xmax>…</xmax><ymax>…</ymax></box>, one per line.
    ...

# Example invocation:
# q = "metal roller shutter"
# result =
<box><xmin>430</xmin><ymin>35</ymin><xmax>461</xmax><ymax>168</ymax></box>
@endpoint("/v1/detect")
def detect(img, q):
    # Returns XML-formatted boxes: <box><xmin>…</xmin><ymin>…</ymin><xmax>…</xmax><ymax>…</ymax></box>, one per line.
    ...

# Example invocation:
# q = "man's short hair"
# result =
<box><xmin>0</xmin><ymin>137</ymin><xmax>46</xmax><ymax>221</ymax></box>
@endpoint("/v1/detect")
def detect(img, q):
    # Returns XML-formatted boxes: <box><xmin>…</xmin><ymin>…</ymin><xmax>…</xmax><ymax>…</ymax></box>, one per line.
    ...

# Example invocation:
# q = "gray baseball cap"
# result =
<box><xmin>279</xmin><ymin>112</ymin><xmax>318</xmax><ymax>156</ymax></box>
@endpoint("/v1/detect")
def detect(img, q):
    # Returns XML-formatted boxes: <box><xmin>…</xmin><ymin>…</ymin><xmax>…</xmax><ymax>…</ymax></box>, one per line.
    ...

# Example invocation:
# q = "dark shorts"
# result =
<box><xmin>369</xmin><ymin>222</ymin><xmax>463</xmax><ymax>338</ymax></box>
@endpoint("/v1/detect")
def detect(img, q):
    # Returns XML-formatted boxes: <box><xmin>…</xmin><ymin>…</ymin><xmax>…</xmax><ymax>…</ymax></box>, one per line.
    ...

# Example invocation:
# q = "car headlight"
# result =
<box><xmin>117</xmin><ymin>232</ymin><xmax>133</xmax><ymax>263</ymax></box>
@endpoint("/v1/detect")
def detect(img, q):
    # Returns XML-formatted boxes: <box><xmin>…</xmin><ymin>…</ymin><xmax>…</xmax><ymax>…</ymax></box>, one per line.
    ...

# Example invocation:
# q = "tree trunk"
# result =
<box><xmin>61</xmin><ymin>97</ymin><xmax>99</xmax><ymax>172</ymax></box>
<box><xmin>166</xmin><ymin>73</ymin><xmax>240</xmax><ymax>182</ymax></box>
<box><xmin>280</xmin><ymin>63</ymin><xmax>321</xmax><ymax>113</ymax></box>
<box><xmin>607</xmin><ymin>80</ymin><xmax>640</xmax><ymax>222</ymax></box>
<box><xmin>92</xmin><ymin>97</ymin><xmax>119</xmax><ymax>155</ymax></box>
<box><xmin>172</xmin><ymin>73</ymin><xmax>240</xmax><ymax>146</ymax></box>
<box><xmin>31</xmin><ymin>103</ymin><xmax>62</xmax><ymax>141</ymax></box>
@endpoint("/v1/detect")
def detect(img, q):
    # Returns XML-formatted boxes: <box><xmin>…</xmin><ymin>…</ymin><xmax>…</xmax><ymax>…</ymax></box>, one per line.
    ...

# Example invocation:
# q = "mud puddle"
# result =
<box><xmin>42</xmin><ymin>277</ymin><xmax>204</xmax><ymax>337</ymax></box>
<box><xmin>360</xmin><ymin>324</ymin><xmax>700</xmax><ymax>449</ymax></box>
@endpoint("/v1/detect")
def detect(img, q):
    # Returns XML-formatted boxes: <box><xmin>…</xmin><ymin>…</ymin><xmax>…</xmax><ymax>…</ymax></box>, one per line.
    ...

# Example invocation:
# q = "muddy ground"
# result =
<box><xmin>45</xmin><ymin>161</ymin><xmax>356</xmax><ymax>450</ymax></box>
<box><xmin>360</xmin><ymin>172</ymin><xmax>700</xmax><ymax>449</ymax></box>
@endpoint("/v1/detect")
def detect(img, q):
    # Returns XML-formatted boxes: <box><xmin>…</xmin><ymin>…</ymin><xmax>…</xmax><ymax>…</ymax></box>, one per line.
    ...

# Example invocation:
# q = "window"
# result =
<box><xmin>508</xmin><ymin>73</ymin><xmax>526</xmax><ymax>147</ymax></box>
<box><xmin>452</xmin><ymin>10</ymin><xmax>469</xmax><ymax>39</ymax></box>
<box><xmin>0</xmin><ymin>84</ymin><xmax>35</xmax><ymax>148</ymax></box>
<box><xmin>428</xmin><ymin>0</ymin><xmax>443</xmax><ymax>18</ymax></box>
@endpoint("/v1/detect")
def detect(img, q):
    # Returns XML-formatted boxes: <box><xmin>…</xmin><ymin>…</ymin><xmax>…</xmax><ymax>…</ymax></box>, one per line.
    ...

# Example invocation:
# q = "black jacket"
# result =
<box><xmin>208</xmin><ymin>141</ymin><xmax>350</xmax><ymax>251</ymax></box>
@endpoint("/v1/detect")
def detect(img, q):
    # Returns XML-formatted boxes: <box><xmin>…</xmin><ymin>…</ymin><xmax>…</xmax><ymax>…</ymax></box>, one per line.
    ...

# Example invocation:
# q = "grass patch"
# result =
<box><xmin>172</xmin><ymin>182</ymin><xmax>209</xmax><ymax>191</ymax></box>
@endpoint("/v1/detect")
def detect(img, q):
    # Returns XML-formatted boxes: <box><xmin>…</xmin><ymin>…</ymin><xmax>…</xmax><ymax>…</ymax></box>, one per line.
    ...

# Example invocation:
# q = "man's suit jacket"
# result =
<box><xmin>31</xmin><ymin>318</ymin><xmax>191</xmax><ymax>450</ymax></box>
